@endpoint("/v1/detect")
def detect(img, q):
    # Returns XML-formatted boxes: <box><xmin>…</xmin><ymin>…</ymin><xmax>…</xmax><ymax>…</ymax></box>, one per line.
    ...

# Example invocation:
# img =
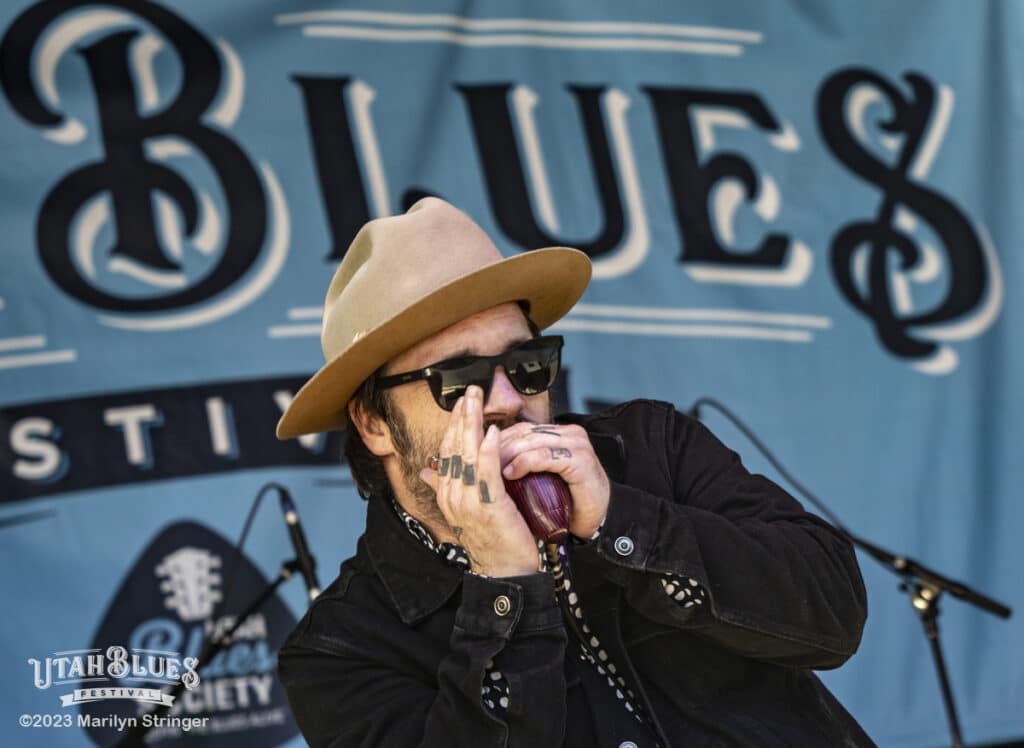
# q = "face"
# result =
<box><xmin>362</xmin><ymin>303</ymin><xmax>551</xmax><ymax>527</ymax></box>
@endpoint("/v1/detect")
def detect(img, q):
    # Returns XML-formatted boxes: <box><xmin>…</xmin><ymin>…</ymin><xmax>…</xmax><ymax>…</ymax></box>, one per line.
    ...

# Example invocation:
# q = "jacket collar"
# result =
<box><xmin>362</xmin><ymin>493</ymin><xmax>465</xmax><ymax>625</ymax></box>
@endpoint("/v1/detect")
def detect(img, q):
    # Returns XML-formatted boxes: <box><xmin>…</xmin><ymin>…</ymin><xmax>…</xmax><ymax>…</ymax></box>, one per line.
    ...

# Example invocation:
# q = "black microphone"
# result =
<box><xmin>278</xmin><ymin>487</ymin><xmax>321</xmax><ymax>601</ymax></box>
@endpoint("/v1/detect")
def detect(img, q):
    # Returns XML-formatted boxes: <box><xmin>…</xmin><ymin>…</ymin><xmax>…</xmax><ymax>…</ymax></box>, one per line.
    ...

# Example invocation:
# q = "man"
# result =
<box><xmin>276</xmin><ymin>197</ymin><xmax>872</xmax><ymax>747</ymax></box>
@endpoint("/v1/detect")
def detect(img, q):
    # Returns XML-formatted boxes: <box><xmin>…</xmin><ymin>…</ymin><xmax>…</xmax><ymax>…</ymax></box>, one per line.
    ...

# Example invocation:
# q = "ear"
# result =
<box><xmin>348</xmin><ymin>399</ymin><xmax>395</xmax><ymax>457</ymax></box>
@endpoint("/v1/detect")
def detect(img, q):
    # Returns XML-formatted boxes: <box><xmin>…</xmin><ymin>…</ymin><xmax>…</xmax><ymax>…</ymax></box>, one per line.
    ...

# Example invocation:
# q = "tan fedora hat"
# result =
<box><xmin>276</xmin><ymin>197</ymin><xmax>592</xmax><ymax>439</ymax></box>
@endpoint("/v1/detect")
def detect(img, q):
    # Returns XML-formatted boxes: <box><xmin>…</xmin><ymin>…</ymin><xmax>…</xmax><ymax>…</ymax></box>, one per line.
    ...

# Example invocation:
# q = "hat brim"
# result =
<box><xmin>276</xmin><ymin>247</ymin><xmax>591</xmax><ymax>438</ymax></box>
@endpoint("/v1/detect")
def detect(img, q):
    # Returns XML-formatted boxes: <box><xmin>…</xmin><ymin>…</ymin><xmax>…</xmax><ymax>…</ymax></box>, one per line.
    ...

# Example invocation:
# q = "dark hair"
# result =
<box><xmin>343</xmin><ymin>303</ymin><xmax>540</xmax><ymax>500</ymax></box>
<box><xmin>344</xmin><ymin>365</ymin><xmax>394</xmax><ymax>500</ymax></box>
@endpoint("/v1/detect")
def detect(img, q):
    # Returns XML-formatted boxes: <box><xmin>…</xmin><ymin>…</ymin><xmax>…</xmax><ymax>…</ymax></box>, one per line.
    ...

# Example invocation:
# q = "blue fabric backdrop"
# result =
<box><xmin>1</xmin><ymin>2</ymin><xmax>1020</xmax><ymax>746</ymax></box>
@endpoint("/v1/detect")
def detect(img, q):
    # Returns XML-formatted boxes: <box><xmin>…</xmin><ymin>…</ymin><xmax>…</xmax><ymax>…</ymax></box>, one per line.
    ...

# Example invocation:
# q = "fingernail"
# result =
<box><xmin>502</xmin><ymin>464</ymin><xmax>513</xmax><ymax>477</ymax></box>
<box><xmin>486</xmin><ymin>424</ymin><xmax>498</xmax><ymax>440</ymax></box>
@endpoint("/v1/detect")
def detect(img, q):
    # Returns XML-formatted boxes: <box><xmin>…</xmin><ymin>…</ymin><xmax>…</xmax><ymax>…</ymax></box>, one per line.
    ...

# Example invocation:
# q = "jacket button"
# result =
<box><xmin>493</xmin><ymin>595</ymin><xmax>512</xmax><ymax>616</ymax></box>
<box><xmin>614</xmin><ymin>536</ymin><xmax>635</xmax><ymax>556</ymax></box>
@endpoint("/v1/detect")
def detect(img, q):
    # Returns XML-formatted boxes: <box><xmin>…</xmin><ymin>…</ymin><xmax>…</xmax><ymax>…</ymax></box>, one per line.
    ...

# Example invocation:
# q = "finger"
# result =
<box><xmin>498</xmin><ymin>422</ymin><xmax>558</xmax><ymax>465</ymax></box>
<box><xmin>498</xmin><ymin>421</ymin><xmax>559</xmax><ymax>445</ymax></box>
<box><xmin>438</xmin><ymin>396</ymin><xmax>463</xmax><ymax>459</ymax></box>
<box><xmin>461</xmin><ymin>385</ymin><xmax>484</xmax><ymax>463</ymax></box>
<box><xmin>498</xmin><ymin>425</ymin><xmax>572</xmax><ymax>463</ymax></box>
<box><xmin>502</xmin><ymin>444</ymin><xmax>583</xmax><ymax>481</ymax></box>
<box><xmin>446</xmin><ymin>392</ymin><xmax>477</xmax><ymax>511</ymax></box>
<box><xmin>451</xmin><ymin>386</ymin><xmax>482</xmax><ymax>489</ymax></box>
<box><xmin>499</xmin><ymin>428</ymin><xmax>566</xmax><ymax>456</ymax></box>
<box><xmin>477</xmin><ymin>424</ymin><xmax>504</xmax><ymax>504</ymax></box>
<box><xmin>499</xmin><ymin>428</ymin><xmax>588</xmax><ymax>466</ymax></box>
<box><xmin>434</xmin><ymin>396</ymin><xmax>464</xmax><ymax>517</ymax></box>
<box><xmin>420</xmin><ymin>403</ymin><xmax>464</xmax><ymax>492</ymax></box>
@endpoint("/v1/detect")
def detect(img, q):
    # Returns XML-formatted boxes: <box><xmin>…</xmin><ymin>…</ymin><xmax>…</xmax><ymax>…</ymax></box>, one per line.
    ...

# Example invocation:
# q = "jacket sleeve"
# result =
<box><xmin>278</xmin><ymin>571</ymin><xmax>568</xmax><ymax>748</ymax></box>
<box><xmin>575</xmin><ymin>401</ymin><xmax>867</xmax><ymax>669</ymax></box>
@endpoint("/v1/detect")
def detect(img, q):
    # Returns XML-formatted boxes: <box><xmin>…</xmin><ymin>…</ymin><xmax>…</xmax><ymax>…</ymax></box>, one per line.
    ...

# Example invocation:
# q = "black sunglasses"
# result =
<box><xmin>375</xmin><ymin>335</ymin><xmax>563</xmax><ymax>411</ymax></box>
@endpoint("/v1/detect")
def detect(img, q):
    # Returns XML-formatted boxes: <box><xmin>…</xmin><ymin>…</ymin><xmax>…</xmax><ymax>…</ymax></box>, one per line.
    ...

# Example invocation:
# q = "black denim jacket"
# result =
<box><xmin>278</xmin><ymin>400</ymin><xmax>873</xmax><ymax>747</ymax></box>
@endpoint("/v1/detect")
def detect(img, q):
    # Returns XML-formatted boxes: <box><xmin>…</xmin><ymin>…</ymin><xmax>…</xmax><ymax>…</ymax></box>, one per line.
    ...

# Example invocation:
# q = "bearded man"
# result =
<box><xmin>276</xmin><ymin>198</ymin><xmax>872</xmax><ymax>747</ymax></box>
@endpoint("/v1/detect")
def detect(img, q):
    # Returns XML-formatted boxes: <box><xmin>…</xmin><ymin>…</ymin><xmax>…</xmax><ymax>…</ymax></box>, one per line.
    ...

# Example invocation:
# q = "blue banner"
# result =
<box><xmin>1</xmin><ymin>2</ymin><xmax>1020</xmax><ymax>746</ymax></box>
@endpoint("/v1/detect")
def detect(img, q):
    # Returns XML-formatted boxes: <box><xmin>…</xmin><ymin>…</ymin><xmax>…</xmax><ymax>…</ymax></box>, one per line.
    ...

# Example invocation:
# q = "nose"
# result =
<box><xmin>483</xmin><ymin>367</ymin><xmax>527</xmax><ymax>423</ymax></box>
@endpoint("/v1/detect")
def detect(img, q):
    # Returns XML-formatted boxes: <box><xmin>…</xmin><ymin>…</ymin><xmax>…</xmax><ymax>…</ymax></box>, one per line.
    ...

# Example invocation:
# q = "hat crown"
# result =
<box><xmin>276</xmin><ymin>197</ymin><xmax>590</xmax><ymax>438</ymax></box>
<box><xmin>321</xmin><ymin>197</ymin><xmax>503</xmax><ymax>360</ymax></box>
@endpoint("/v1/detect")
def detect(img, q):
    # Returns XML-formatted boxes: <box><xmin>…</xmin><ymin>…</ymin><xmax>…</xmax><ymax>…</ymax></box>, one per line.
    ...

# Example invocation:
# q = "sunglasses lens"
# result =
<box><xmin>435</xmin><ymin>358</ymin><xmax>493</xmax><ymax>410</ymax></box>
<box><xmin>428</xmin><ymin>338</ymin><xmax>562</xmax><ymax>410</ymax></box>
<box><xmin>506</xmin><ymin>340</ymin><xmax>560</xmax><ymax>395</ymax></box>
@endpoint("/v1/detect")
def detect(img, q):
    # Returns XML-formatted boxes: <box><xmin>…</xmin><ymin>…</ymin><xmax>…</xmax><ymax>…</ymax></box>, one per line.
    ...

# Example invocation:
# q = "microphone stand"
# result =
<box><xmin>688</xmin><ymin>397</ymin><xmax>1013</xmax><ymax>748</ymax></box>
<box><xmin>847</xmin><ymin>533</ymin><xmax>1010</xmax><ymax>748</ymax></box>
<box><xmin>117</xmin><ymin>558</ymin><xmax>303</xmax><ymax>747</ymax></box>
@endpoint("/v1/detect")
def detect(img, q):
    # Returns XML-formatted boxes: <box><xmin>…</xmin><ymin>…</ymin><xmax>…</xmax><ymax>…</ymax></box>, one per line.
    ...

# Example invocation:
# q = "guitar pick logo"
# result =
<box><xmin>81</xmin><ymin>521</ymin><xmax>298</xmax><ymax>746</ymax></box>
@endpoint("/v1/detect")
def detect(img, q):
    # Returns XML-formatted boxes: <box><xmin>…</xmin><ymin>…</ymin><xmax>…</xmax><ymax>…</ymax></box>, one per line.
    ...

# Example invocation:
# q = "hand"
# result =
<box><xmin>499</xmin><ymin>422</ymin><xmax>610</xmax><ymax>540</ymax></box>
<box><xmin>419</xmin><ymin>386</ymin><xmax>539</xmax><ymax>577</ymax></box>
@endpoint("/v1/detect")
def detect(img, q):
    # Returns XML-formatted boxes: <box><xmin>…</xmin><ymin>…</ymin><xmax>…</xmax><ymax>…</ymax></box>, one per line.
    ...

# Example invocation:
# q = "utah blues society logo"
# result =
<box><xmin>0</xmin><ymin>0</ymin><xmax>288</xmax><ymax>331</ymax></box>
<box><xmin>81</xmin><ymin>521</ymin><xmax>298</xmax><ymax>746</ymax></box>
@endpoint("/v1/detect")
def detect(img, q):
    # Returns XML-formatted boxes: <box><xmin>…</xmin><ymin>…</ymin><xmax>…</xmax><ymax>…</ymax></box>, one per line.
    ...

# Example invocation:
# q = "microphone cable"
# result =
<box><xmin>688</xmin><ymin>397</ymin><xmax>852</xmax><ymax>535</ymax></box>
<box><xmin>209</xmin><ymin>481</ymin><xmax>289</xmax><ymax>635</ymax></box>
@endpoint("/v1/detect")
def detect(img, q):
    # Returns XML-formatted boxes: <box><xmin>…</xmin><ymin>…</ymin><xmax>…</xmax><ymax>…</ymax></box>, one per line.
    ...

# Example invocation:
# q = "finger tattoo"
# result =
<box><xmin>479</xmin><ymin>481</ymin><xmax>494</xmax><ymax>503</ymax></box>
<box><xmin>531</xmin><ymin>427</ymin><xmax>560</xmax><ymax>436</ymax></box>
<box><xmin>462</xmin><ymin>464</ymin><xmax>476</xmax><ymax>486</ymax></box>
<box><xmin>451</xmin><ymin>454</ymin><xmax>462</xmax><ymax>479</ymax></box>
<box><xmin>550</xmin><ymin>447</ymin><xmax>572</xmax><ymax>459</ymax></box>
<box><xmin>438</xmin><ymin>457</ymin><xmax>451</xmax><ymax>477</ymax></box>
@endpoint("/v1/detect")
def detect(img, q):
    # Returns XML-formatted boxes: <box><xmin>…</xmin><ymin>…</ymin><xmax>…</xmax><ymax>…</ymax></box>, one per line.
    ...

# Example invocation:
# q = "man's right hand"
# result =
<box><xmin>419</xmin><ymin>386</ymin><xmax>539</xmax><ymax>578</ymax></box>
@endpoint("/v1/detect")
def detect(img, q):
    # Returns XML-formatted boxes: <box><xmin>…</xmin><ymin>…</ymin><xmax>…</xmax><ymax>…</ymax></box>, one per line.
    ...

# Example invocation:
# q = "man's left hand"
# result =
<box><xmin>499</xmin><ymin>423</ymin><xmax>609</xmax><ymax>540</ymax></box>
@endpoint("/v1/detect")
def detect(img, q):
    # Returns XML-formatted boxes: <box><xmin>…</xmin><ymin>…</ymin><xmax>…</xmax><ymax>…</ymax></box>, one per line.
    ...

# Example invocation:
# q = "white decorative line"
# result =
<box><xmin>276</xmin><ymin>11</ymin><xmax>764</xmax><ymax>56</ymax></box>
